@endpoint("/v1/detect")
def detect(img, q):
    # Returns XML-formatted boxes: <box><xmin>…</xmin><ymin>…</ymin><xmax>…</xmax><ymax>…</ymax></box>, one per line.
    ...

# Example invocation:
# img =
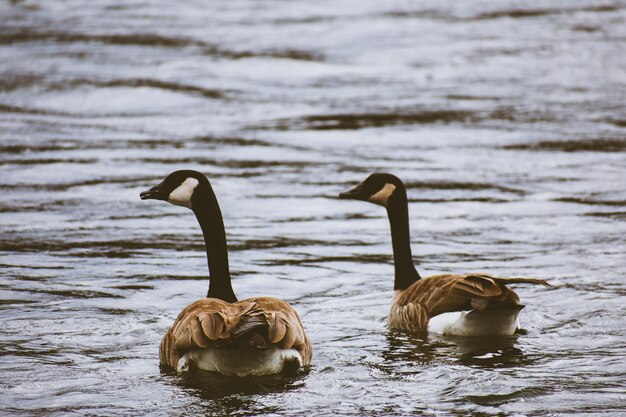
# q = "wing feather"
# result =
<box><xmin>267</xmin><ymin>312</ymin><xmax>287</xmax><ymax>343</ymax></box>
<box><xmin>279</xmin><ymin>321</ymin><xmax>297</xmax><ymax>349</ymax></box>
<box><xmin>198</xmin><ymin>312</ymin><xmax>225</xmax><ymax>340</ymax></box>
<box><xmin>190</xmin><ymin>317</ymin><xmax>211</xmax><ymax>348</ymax></box>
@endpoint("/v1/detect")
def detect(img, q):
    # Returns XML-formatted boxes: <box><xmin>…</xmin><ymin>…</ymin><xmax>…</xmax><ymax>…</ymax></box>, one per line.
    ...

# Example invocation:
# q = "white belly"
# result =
<box><xmin>178</xmin><ymin>346</ymin><xmax>302</xmax><ymax>376</ymax></box>
<box><xmin>427</xmin><ymin>309</ymin><xmax>521</xmax><ymax>336</ymax></box>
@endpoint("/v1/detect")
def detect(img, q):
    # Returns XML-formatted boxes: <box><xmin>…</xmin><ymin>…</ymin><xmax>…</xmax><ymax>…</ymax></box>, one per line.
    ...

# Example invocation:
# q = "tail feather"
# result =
<box><xmin>159</xmin><ymin>328</ymin><xmax>180</xmax><ymax>368</ymax></box>
<box><xmin>499</xmin><ymin>277</ymin><xmax>551</xmax><ymax>287</ymax></box>
<box><xmin>231</xmin><ymin>314</ymin><xmax>268</xmax><ymax>339</ymax></box>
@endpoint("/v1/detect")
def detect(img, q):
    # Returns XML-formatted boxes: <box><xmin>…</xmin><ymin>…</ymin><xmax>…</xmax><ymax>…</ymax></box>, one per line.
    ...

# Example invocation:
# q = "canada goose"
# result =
<box><xmin>339</xmin><ymin>173</ymin><xmax>548</xmax><ymax>336</ymax></box>
<box><xmin>140</xmin><ymin>170</ymin><xmax>311</xmax><ymax>375</ymax></box>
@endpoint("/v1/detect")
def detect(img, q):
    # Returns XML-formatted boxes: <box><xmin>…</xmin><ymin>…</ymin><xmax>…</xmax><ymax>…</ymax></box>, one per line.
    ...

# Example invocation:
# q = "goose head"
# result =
<box><xmin>140</xmin><ymin>170</ymin><xmax>206</xmax><ymax>209</ymax></box>
<box><xmin>339</xmin><ymin>173</ymin><xmax>405</xmax><ymax>208</ymax></box>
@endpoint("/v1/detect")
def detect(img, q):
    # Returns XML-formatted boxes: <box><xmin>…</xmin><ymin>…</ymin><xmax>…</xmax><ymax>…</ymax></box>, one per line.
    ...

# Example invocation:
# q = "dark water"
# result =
<box><xmin>1</xmin><ymin>1</ymin><xmax>625</xmax><ymax>415</ymax></box>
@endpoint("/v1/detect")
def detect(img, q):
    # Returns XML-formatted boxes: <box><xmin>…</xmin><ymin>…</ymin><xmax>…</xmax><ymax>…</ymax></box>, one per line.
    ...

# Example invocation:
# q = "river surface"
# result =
<box><xmin>1</xmin><ymin>1</ymin><xmax>625</xmax><ymax>416</ymax></box>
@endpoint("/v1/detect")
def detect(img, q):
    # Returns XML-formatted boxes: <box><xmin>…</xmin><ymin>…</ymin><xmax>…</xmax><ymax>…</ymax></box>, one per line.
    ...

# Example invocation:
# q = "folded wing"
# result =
<box><xmin>160</xmin><ymin>297</ymin><xmax>311</xmax><ymax>369</ymax></box>
<box><xmin>390</xmin><ymin>274</ymin><xmax>549</xmax><ymax>332</ymax></box>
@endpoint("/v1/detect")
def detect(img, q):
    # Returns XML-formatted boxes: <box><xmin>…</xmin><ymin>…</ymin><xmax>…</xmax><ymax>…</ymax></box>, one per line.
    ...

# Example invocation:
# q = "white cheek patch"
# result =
<box><xmin>168</xmin><ymin>177</ymin><xmax>199</xmax><ymax>208</ymax></box>
<box><xmin>368</xmin><ymin>183</ymin><xmax>396</xmax><ymax>206</ymax></box>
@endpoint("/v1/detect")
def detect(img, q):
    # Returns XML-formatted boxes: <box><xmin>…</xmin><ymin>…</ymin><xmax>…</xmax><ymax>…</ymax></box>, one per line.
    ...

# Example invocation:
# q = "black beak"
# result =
<box><xmin>140</xmin><ymin>185</ymin><xmax>165</xmax><ymax>201</ymax></box>
<box><xmin>339</xmin><ymin>183</ymin><xmax>366</xmax><ymax>200</ymax></box>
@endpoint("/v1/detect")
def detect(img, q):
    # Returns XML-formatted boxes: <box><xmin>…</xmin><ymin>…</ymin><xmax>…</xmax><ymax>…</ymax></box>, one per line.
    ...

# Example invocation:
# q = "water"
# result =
<box><xmin>1</xmin><ymin>1</ymin><xmax>625</xmax><ymax>415</ymax></box>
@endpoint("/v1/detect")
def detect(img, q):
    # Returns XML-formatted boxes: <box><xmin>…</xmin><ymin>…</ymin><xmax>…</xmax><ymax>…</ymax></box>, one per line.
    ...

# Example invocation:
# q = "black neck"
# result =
<box><xmin>386</xmin><ymin>190</ymin><xmax>421</xmax><ymax>290</ymax></box>
<box><xmin>191</xmin><ymin>182</ymin><xmax>237</xmax><ymax>303</ymax></box>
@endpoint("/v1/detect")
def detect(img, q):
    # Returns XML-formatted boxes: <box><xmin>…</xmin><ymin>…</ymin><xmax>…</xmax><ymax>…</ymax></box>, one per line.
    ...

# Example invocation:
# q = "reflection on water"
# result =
<box><xmin>383</xmin><ymin>331</ymin><xmax>529</xmax><ymax>369</ymax></box>
<box><xmin>164</xmin><ymin>367</ymin><xmax>308</xmax><ymax>400</ymax></box>
<box><xmin>1</xmin><ymin>0</ymin><xmax>625</xmax><ymax>415</ymax></box>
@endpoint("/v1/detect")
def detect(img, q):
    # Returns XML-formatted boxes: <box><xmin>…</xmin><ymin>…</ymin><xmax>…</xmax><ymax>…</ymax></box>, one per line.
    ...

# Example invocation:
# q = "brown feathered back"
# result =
<box><xmin>159</xmin><ymin>296</ymin><xmax>312</xmax><ymax>369</ymax></box>
<box><xmin>389</xmin><ymin>274</ymin><xmax>549</xmax><ymax>333</ymax></box>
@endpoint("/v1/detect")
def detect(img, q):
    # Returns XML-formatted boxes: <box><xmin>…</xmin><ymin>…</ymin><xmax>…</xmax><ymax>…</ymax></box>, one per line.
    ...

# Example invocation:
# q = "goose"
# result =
<box><xmin>339</xmin><ymin>173</ymin><xmax>548</xmax><ymax>336</ymax></box>
<box><xmin>140</xmin><ymin>170</ymin><xmax>312</xmax><ymax>375</ymax></box>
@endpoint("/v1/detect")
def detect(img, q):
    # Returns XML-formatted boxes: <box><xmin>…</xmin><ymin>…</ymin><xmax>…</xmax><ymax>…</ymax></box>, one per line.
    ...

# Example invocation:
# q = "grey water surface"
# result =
<box><xmin>1</xmin><ymin>1</ymin><xmax>625</xmax><ymax>416</ymax></box>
